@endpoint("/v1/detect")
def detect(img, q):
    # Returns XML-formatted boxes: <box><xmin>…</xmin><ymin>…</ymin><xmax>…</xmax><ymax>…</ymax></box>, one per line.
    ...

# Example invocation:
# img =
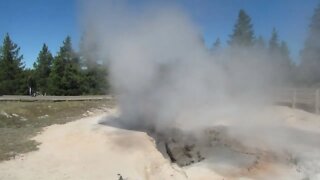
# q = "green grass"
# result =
<box><xmin>0</xmin><ymin>100</ymin><xmax>115</xmax><ymax>161</ymax></box>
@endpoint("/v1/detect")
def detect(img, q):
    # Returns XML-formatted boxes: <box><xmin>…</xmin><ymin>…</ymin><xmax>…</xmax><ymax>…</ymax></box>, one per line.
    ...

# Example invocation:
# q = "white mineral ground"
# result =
<box><xmin>0</xmin><ymin>106</ymin><xmax>320</xmax><ymax>180</ymax></box>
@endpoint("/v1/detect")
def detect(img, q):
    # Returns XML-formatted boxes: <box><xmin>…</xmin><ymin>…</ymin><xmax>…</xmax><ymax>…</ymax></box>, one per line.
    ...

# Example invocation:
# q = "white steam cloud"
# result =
<box><xmin>80</xmin><ymin>1</ymin><xmax>320</xmax><ymax>179</ymax></box>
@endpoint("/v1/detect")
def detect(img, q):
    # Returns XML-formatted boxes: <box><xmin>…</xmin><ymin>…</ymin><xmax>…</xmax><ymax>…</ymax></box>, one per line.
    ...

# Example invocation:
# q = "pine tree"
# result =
<box><xmin>25</xmin><ymin>68</ymin><xmax>36</xmax><ymax>95</ymax></box>
<box><xmin>268</xmin><ymin>28</ymin><xmax>280</xmax><ymax>54</ymax></box>
<box><xmin>229</xmin><ymin>9</ymin><xmax>255</xmax><ymax>47</ymax></box>
<box><xmin>279</xmin><ymin>41</ymin><xmax>293</xmax><ymax>83</ymax></box>
<box><xmin>33</xmin><ymin>44</ymin><xmax>53</xmax><ymax>94</ymax></box>
<box><xmin>267</xmin><ymin>29</ymin><xmax>293</xmax><ymax>85</ymax></box>
<box><xmin>0</xmin><ymin>33</ymin><xmax>25</xmax><ymax>95</ymax></box>
<box><xmin>280</xmin><ymin>41</ymin><xmax>291</xmax><ymax>65</ymax></box>
<box><xmin>48</xmin><ymin>36</ymin><xmax>84</xmax><ymax>95</ymax></box>
<box><xmin>212</xmin><ymin>38</ymin><xmax>221</xmax><ymax>51</ymax></box>
<box><xmin>300</xmin><ymin>4</ymin><xmax>320</xmax><ymax>85</ymax></box>
<box><xmin>255</xmin><ymin>36</ymin><xmax>266</xmax><ymax>49</ymax></box>
<box><xmin>79</xmin><ymin>33</ymin><xmax>110</xmax><ymax>94</ymax></box>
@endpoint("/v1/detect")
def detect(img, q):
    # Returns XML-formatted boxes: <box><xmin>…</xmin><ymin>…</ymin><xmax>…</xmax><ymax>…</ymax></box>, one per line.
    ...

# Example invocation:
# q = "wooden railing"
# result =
<box><xmin>1</xmin><ymin>88</ymin><xmax>320</xmax><ymax>113</ymax></box>
<box><xmin>272</xmin><ymin>88</ymin><xmax>320</xmax><ymax>114</ymax></box>
<box><xmin>0</xmin><ymin>95</ymin><xmax>113</xmax><ymax>102</ymax></box>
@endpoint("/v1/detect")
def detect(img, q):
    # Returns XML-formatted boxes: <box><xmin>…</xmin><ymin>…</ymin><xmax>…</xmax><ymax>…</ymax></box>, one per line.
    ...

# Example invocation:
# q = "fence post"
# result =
<box><xmin>315</xmin><ymin>89</ymin><xmax>319</xmax><ymax>114</ymax></box>
<box><xmin>292</xmin><ymin>89</ymin><xmax>296</xmax><ymax>109</ymax></box>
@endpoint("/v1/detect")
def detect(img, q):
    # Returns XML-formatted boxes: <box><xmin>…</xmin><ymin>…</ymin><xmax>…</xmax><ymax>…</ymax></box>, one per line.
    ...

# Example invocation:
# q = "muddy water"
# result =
<box><xmin>149</xmin><ymin>126</ymin><xmax>303</xmax><ymax>179</ymax></box>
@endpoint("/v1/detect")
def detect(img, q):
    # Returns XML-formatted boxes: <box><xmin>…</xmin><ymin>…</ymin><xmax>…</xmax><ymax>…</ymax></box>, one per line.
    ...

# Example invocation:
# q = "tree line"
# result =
<box><xmin>1</xmin><ymin>4</ymin><xmax>320</xmax><ymax>95</ymax></box>
<box><xmin>212</xmin><ymin>9</ymin><xmax>293</xmax><ymax>87</ymax></box>
<box><xmin>0</xmin><ymin>35</ymin><xmax>109</xmax><ymax>95</ymax></box>
<box><xmin>211</xmin><ymin>5</ymin><xmax>320</xmax><ymax>87</ymax></box>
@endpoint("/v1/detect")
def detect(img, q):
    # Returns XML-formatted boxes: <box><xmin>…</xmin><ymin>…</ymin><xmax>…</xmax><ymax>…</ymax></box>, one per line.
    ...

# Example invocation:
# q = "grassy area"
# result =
<box><xmin>0</xmin><ymin>99</ymin><xmax>115</xmax><ymax>161</ymax></box>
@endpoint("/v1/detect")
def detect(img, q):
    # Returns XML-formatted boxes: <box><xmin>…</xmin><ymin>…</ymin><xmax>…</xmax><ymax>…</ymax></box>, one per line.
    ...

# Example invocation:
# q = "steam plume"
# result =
<box><xmin>80</xmin><ymin>1</ymin><xmax>320</xmax><ymax>179</ymax></box>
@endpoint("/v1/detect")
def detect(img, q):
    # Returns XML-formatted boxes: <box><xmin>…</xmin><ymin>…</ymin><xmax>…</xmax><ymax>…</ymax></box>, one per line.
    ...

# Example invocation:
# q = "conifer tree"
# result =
<box><xmin>255</xmin><ymin>36</ymin><xmax>266</xmax><ymax>49</ymax></box>
<box><xmin>0</xmin><ymin>33</ymin><xmax>25</xmax><ymax>95</ymax></box>
<box><xmin>33</xmin><ymin>44</ymin><xmax>53</xmax><ymax>94</ymax></box>
<box><xmin>267</xmin><ymin>29</ymin><xmax>293</xmax><ymax>85</ymax></box>
<box><xmin>212</xmin><ymin>38</ymin><xmax>221</xmax><ymax>51</ymax></box>
<box><xmin>79</xmin><ymin>33</ymin><xmax>110</xmax><ymax>94</ymax></box>
<box><xmin>280</xmin><ymin>41</ymin><xmax>291</xmax><ymax>65</ymax></box>
<box><xmin>268</xmin><ymin>28</ymin><xmax>280</xmax><ymax>54</ymax></box>
<box><xmin>300</xmin><ymin>4</ymin><xmax>320</xmax><ymax>85</ymax></box>
<box><xmin>229</xmin><ymin>9</ymin><xmax>255</xmax><ymax>47</ymax></box>
<box><xmin>279</xmin><ymin>41</ymin><xmax>293</xmax><ymax>83</ymax></box>
<box><xmin>48</xmin><ymin>36</ymin><xmax>83</xmax><ymax>95</ymax></box>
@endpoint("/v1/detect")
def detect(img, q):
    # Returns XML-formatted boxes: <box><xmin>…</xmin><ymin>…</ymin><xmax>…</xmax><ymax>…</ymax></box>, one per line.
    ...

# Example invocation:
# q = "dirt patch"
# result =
<box><xmin>0</xmin><ymin>99</ymin><xmax>115</xmax><ymax>161</ymax></box>
<box><xmin>0</xmin><ymin>111</ymin><xmax>188</xmax><ymax>180</ymax></box>
<box><xmin>1</xmin><ymin>105</ymin><xmax>319</xmax><ymax>179</ymax></box>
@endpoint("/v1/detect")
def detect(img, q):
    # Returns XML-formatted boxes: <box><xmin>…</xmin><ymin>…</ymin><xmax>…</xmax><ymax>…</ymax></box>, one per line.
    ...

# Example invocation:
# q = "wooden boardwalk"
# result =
<box><xmin>0</xmin><ymin>95</ymin><xmax>113</xmax><ymax>102</ymax></box>
<box><xmin>271</xmin><ymin>88</ymin><xmax>320</xmax><ymax>113</ymax></box>
<box><xmin>1</xmin><ymin>88</ymin><xmax>320</xmax><ymax>113</ymax></box>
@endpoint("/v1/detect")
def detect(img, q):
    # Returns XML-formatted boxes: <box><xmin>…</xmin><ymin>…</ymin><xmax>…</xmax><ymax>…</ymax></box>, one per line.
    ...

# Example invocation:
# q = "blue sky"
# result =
<box><xmin>0</xmin><ymin>0</ymin><xmax>319</xmax><ymax>68</ymax></box>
